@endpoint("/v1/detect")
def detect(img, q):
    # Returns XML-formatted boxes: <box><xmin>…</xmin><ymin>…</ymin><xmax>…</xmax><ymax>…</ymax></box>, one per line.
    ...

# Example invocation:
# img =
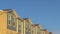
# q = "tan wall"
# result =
<box><xmin>7</xmin><ymin>29</ymin><xmax>17</xmax><ymax>34</ymax></box>
<box><xmin>0</xmin><ymin>11</ymin><xmax>7</xmax><ymax>34</ymax></box>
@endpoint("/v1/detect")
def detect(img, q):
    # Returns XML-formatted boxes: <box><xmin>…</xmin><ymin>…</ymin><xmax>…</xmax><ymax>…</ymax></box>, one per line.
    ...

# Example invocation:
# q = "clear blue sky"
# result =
<box><xmin>0</xmin><ymin>0</ymin><xmax>60</xmax><ymax>34</ymax></box>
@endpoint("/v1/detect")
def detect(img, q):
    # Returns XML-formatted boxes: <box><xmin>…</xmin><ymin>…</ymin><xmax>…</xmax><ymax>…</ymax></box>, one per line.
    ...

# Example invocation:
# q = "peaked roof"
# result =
<box><xmin>1</xmin><ymin>9</ymin><xmax>19</xmax><ymax>18</ymax></box>
<box><xmin>22</xmin><ymin>18</ymin><xmax>32</xmax><ymax>24</ymax></box>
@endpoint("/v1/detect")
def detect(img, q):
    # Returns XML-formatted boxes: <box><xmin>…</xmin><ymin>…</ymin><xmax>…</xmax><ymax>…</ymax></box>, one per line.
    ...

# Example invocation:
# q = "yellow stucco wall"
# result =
<box><xmin>0</xmin><ymin>11</ymin><xmax>7</xmax><ymax>34</ymax></box>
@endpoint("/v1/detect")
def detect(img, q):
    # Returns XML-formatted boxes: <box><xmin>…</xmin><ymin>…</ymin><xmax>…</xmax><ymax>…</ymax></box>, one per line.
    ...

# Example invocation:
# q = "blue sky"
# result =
<box><xmin>0</xmin><ymin>0</ymin><xmax>60</xmax><ymax>34</ymax></box>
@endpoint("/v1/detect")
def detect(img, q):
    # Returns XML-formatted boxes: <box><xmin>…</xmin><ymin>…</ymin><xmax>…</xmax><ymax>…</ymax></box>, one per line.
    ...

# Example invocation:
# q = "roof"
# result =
<box><xmin>22</xmin><ymin>18</ymin><xmax>29</xmax><ymax>20</ymax></box>
<box><xmin>2</xmin><ymin>9</ymin><xmax>13</xmax><ymax>11</ymax></box>
<box><xmin>22</xmin><ymin>18</ymin><xmax>32</xmax><ymax>24</ymax></box>
<box><xmin>33</xmin><ymin>24</ymin><xmax>39</xmax><ymax>26</ymax></box>
<box><xmin>0</xmin><ymin>9</ymin><xmax>20</xmax><ymax>18</ymax></box>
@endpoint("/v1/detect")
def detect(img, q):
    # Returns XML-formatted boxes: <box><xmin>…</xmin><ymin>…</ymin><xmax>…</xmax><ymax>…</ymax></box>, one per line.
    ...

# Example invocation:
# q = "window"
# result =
<box><xmin>11</xmin><ymin>15</ymin><xmax>16</xmax><ymax>27</ymax></box>
<box><xmin>29</xmin><ymin>24</ymin><xmax>30</xmax><ymax>28</ymax></box>
<box><xmin>26</xmin><ymin>31</ymin><xmax>29</xmax><ymax>34</ymax></box>
<box><xmin>7</xmin><ymin>13</ymin><xmax>16</xmax><ymax>26</ymax></box>
<box><xmin>37</xmin><ymin>28</ymin><xmax>41</xmax><ymax>34</ymax></box>
<box><xmin>7</xmin><ymin>13</ymin><xmax>16</xmax><ymax>31</ymax></box>
<box><xmin>18</xmin><ymin>30</ymin><xmax>21</xmax><ymax>33</ymax></box>
<box><xmin>26</xmin><ymin>31</ymin><xmax>31</xmax><ymax>34</ymax></box>
<box><xmin>8</xmin><ymin>13</ymin><xmax>11</xmax><ymax>25</ymax></box>
<box><xmin>25</xmin><ymin>22</ymin><xmax>30</xmax><ymax>29</ymax></box>
<box><xmin>18</xmin><ymin>20</ymin><xmax>21</xmax><ymax>29</ymax></box>
<box><xmin>32</xmin><ymin>30</ymin><xmax>33</xmax><ymax>34</ymax></box>
<box><xmin>26</xmin><ymin>22</ymin><xmax>31</xmax><ymax>29</ymax></box>
<box><xmin>26</xmin><ymin>22</ymin><xmax>29</xmax><ymax>27</ymax></box>
<box><xmin>18</xmin><ymin>20</ymin><xmax>21</xmax><ymax>33</ymax></box>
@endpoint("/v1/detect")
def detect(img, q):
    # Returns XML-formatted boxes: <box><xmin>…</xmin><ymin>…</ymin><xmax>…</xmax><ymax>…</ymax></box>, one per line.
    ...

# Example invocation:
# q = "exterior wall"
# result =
<box><xmin>31</xmin><ymin>25</ymin><xmax>36</xmax><ymax>34</ymax></box>
<box><xmin>6</xmin><ymin>10</ymin><xmax>17</xmax><ymax>34</ymax></box>
<box><xmin>37</xmin><ymin>27</ymin><xmax>41</xmax><ymax>34</ymax></box>
<box><xmin>35</xmin><ymin>26</ymin><xmax>37</xmax><ymax>34</ymax></box>
<box><xmin>21</xmin><ymin>20</ymin><xmax>23</xmax><ymax>34</ymax></box>
<box><xmin>16</xmin><ymin>18</ymin><xmax>23</xmax><ymax>34</ymax></box>
<box><xmin>6</xmin><ymin>29</ymin><xmax>17</xmax><ymax>34</ymax></box>
<box><xmin>33</xmin><ymin>24</ymin><xmax>41</xmax><ymax>34</ymax></box>
<box><xmin>22</xmin><ymin>20</ymin><xmax>25</xmax><ymax>34</ymax></box>
<box><xmin>45</xmin><ymin>30</ymin><xmax>49</xmax><ymax>34</ymax></box>
<box><xmin>23</xmin><ymin>18</ymin><xmax>32</xmax><ymax>34</ymax></box>
<box><xmin>0</xmin><ymin>9</ymin><xmax>20</xmax><ymax>34</ymax></box>
<box><xmin>0</xmin><ymin>9</ymin><xmax>51</xmax><ymax>34</ymax></box>
<box><xmin>0</xmin><ymin>10</ymin><xmax>7</xmax><ymax>34</ymax></box>
<box><xmin>41</xmin><ymin>29</ymin><xmax>49</xmax><ymax>34</ymax></box>
<box><xmin>49</xmin><ymin>32</ymin><xmax>52</xmax><ymax>34</ymax></box>
<box><xmin>41</xmin><ymin>30</ymin><xmax>45</xmax><ymax>34</ymax></box>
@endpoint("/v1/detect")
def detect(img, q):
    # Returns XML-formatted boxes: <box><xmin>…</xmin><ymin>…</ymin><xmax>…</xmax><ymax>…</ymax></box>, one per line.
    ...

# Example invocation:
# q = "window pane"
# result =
<box><xmin>11</xmin><ymin>16</ymin><xmax>16</xmax><ymax>26</ymax></box>
<box><xmin>7</xmin><ymin>13</ymin><xmax>11</xmax><ymax>25</ymax></box>
<box><xmin>18</xmin><ymin>20</ymin><xmax>21</xmax><ymax>33</ymax></box>
<box><xmin>7</xmin><ymin>13</ymin><xmax>16</xmax><ymax>31</ymax></box>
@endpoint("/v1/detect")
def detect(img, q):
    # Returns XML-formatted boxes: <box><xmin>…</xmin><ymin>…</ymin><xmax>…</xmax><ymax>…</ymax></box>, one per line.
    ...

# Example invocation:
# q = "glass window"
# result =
<box><xmin>18</xmin><ymin>20</ymin><xmax>21</xmax><ymax>29</ymax></box>
<box><xmin>11</xmin><ymin>15</ymin><xmax>16</xmax><ymax>27</ymax></box>
<box><xmin>29</xmin><ymin>24</ymin><xmax>31</xmax><ymax>29</ymax></box>
<box><xmin>8</xmin><ymin>13</ymin><xmax>11</xmax><ymax>25</ymax></box>
<box><xmin>26</xmin><ymin>22</ymin><xmax>29</xmax><ymax>27</ymax></box>
<box><xmin>26</xmin><ymin>31</ymin><xmax>31</xmax><ymax>34</ymax></box>
<box><xmin>26</xmin><ymin>31</ymin><xmax>29</xmax><ymax>34</ymax></box>
<box><xmin>7</xmin><ymin>13</ymin><xmax>17</xmax><ymax>31</ymax></box>
<box><xmin>18</xmin><ymin>20</ymin><xmax>21</xmax><ymax>33</ymax></box>
<box><xmin>7</xmin><ymin>13</ymin><xmax>16</xmax><ymax>27</ymax></box>
<box><xmin>25</xmin><ymin>22</ymin><xmax>30</xmax><ymax>29</ymax></box>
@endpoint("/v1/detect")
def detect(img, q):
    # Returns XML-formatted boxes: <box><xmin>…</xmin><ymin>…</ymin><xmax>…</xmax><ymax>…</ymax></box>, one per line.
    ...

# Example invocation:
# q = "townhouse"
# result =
<box><xmin>0</xmin><ymin>9</ymin><xmax>52</xmax><ymax>34</ymax></box>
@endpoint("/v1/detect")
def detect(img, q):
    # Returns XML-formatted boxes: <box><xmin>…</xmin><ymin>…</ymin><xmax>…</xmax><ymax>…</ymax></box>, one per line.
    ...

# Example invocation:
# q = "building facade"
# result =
<box><xmin>16</xmin><ymin>18</ymin><xmax>23</xmax><ymax>34</ymax></box>
<box><xmin>31</xmin><ymin>24</ymin><xmax>36</xmax><ymax>34</ymax></box>
<box><xmin>0</xmin><ymin>9</ymin><xmax>19</xmax><ymax>34</ymax></box>
<box><xmin>33</xmin><ymin>24</ymin><xmax>41</xmax><ymax>34</ymax></box>
<box><xmin>0</xmin><ymin>9</ymin><xmax>52</xmax><ymax>34</ymax></box>
<box><xmin>49</xmin><ymin>32</ymin><xmax>52</xmax><ymax>34</ymax></box>
<box><xmin>41</xmin><ymin>29</ymin><xmax>49</xmax><ymax>34</ymax></box>
<box><xmin>22</xmin><ymin>18</ymin><xmax>32</xmax><ymax>34</ymax></box>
